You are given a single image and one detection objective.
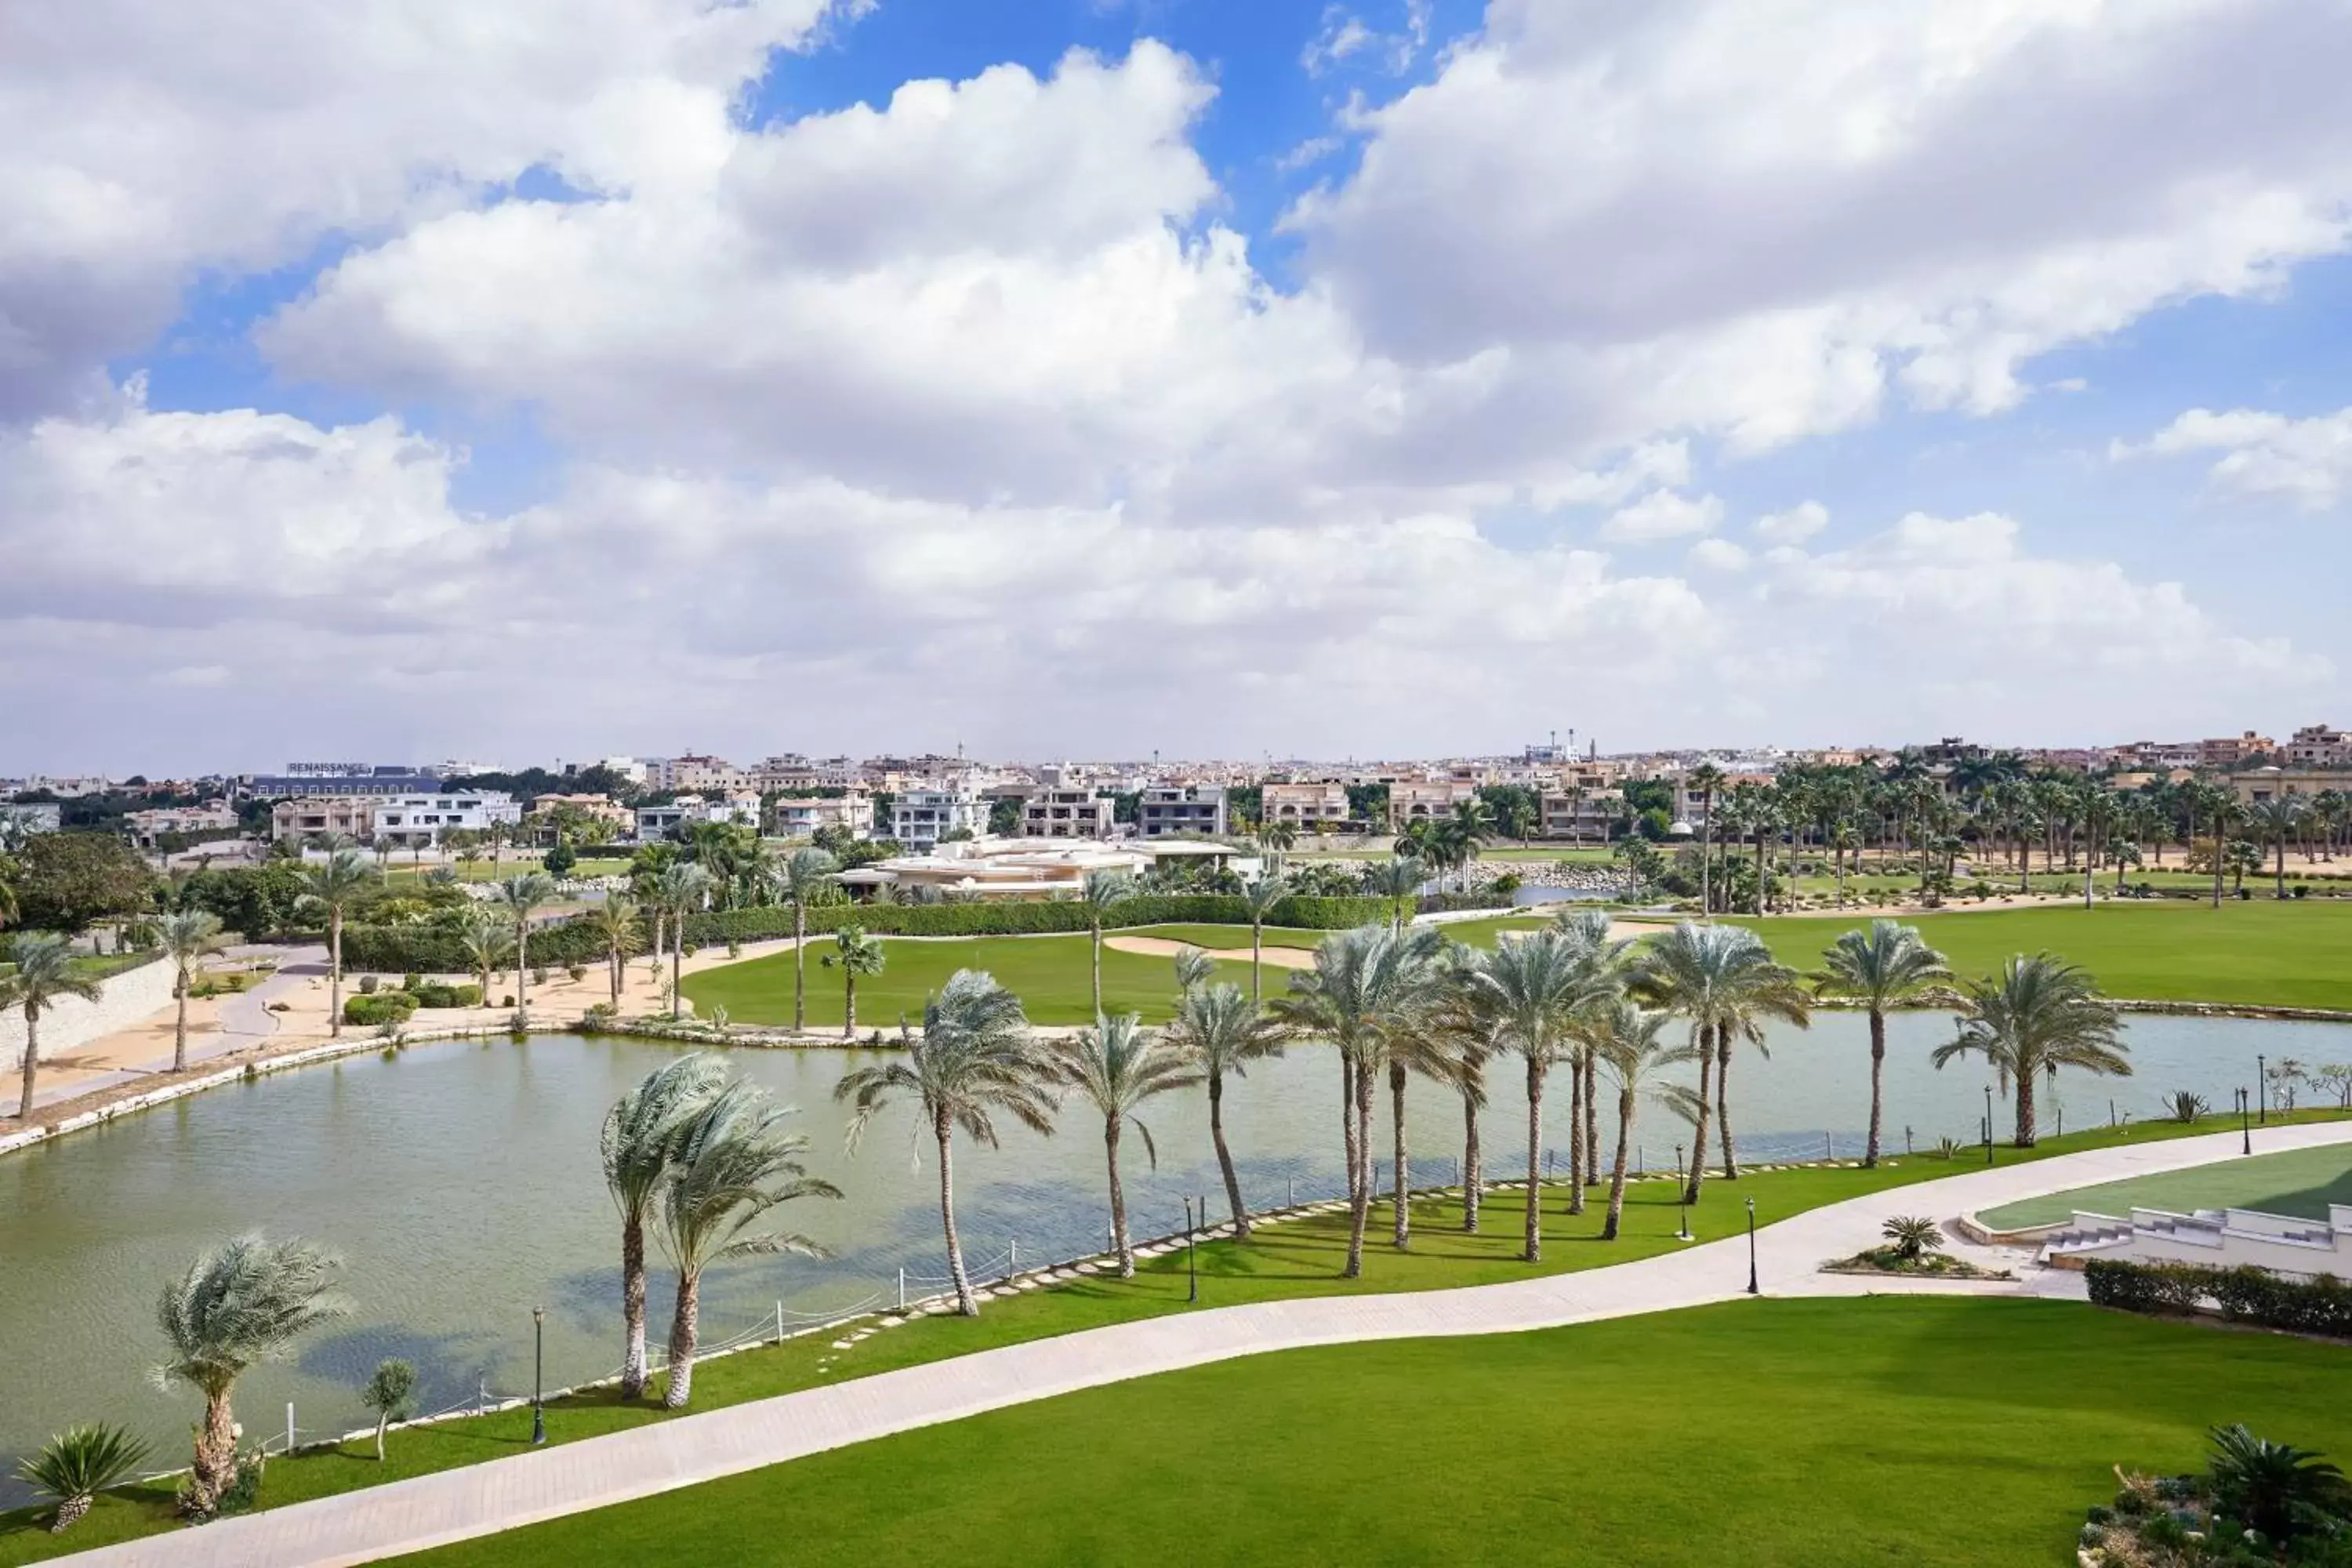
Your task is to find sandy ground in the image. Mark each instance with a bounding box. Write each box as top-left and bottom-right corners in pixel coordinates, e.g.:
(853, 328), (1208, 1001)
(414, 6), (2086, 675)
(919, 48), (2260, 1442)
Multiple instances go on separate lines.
(1103, 935), (1321, 970)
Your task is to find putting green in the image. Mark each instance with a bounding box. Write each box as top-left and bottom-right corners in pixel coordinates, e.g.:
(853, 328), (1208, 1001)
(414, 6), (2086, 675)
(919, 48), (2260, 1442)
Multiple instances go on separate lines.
(1980, 1139), (2352, 1228)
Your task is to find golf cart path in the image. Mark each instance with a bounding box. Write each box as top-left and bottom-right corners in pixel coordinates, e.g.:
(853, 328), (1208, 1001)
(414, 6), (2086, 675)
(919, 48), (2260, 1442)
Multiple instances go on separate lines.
(66, 1119), (2352, 1568)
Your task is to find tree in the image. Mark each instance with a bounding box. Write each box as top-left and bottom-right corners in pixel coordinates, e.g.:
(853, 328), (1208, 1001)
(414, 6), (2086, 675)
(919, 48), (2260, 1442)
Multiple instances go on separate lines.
(1359, 855), (1423, 932)
(360, 1359), (417, 1461)
(459, 907), (511, 1004)
(1163, 982), (1285, 1236)
(1455, 927), (1613, 1261)
(298, 849), (376, 1038)
(1423, 959), (1494, 1232)
(779, 847), (839, 1032)
(0, 854), (19, 934)
(2205, 1424), (2352, 1546)
(4, 931), (103, 1120)
(1054, 1013), (1202, 1276)
(1445, 797), (1497, 893)
(1632, 921), (1805, 1203)
(159, 909), (225, 1073)
(493, 871), (558, 1022)
(1933, 953), (2129, 1145)
(9, 831), (155, 935)
(1239, 875), (1289, 1006)
(14, 1423), (151, 1534)
(1587, 1001), (1690, 1240)
(2251, 795), (2307, 900)
(837, 970), (1058, 1315)
(1686, 764), (1725, 913)
(589, 894), (642, 1008)
(653, 862), (713, 1011)
(601, 1053), (729, 1398)
(1812, 920), (1954, 1167)
(1078, 869), (1132, 1019)
(821, 925), (886, 1038)
(1171, 946), (1216, 996)
(154, 1235), (347, 1515)
(658, 1079), (837, 1407)
(2202, 784), (2245, 909)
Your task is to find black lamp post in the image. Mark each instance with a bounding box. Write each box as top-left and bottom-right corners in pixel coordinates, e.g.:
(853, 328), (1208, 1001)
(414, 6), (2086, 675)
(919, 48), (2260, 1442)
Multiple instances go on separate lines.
(1744, 1196), (1759, 1296)
(1185, 1196), (1199, 1305)
(2241, 1087), (2252, 1156)
(1675, 1144), (1691, 1240)
(2258, 1054), (2267, 1123)
(1984, 1084), (1995, 1166)
(531, 1305), (546, 1446)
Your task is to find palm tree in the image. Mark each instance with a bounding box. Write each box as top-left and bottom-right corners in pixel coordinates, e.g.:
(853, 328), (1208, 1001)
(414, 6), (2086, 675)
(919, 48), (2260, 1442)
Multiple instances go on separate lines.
(492, 871), (557, 1022)
(1933, 954), (2129, 1145)
(1456, 928), (1613, 1261)
(1054, 1013), (1202, 1276)
(1171, 946), (1217, 996)
(1588, 1001), (1690, 1240)
(1813, 920), (1955, 1167)
(601, 1054), (728, 1399)
(299, 848), (376, 1038)
(1631, 922), (1806, 1202)
(154, 1235), (347, 1515)
(459, 907), (511, 1004)
(159, 909), (224, 1073)
(1359, 855), (1423, 932)
(779, 847), (839, 1032)
(2252, 796), (2307, 899)
(837, 970), (1058, 1315)
(653, 862), (713, 1012)
(1446, 797), (1497, 894)
(1239, 873), (1290, 1005)
(822, 925), (886, 1038)
(1424, 961), (1494, 1232)
(1078, 870), (1132, 1019)
(4, 932), (103, 1121)
(588, 894), (642, 1008)
(1163, 982), (1285, 1236)
(1687, 764), (1725, 913)
(658, 1080), (838, 1407)
(2202, 785), (2245, 909)
(0, 855), (20, 933)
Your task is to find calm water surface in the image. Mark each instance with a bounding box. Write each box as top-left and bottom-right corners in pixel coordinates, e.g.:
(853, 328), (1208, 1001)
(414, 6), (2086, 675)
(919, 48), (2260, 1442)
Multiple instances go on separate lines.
(0, 1014), (2342, 1498)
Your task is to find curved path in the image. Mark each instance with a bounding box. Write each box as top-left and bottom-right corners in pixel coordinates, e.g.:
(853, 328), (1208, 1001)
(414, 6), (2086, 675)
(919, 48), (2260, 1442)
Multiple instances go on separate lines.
(64, 1118), (2352, 1568)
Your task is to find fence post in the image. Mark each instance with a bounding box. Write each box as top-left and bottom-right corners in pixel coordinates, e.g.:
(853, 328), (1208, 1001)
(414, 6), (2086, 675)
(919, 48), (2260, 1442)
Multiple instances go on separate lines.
(477, 1376), (487, 1416)
(898, 1268), (906, 1312)
(286, 1402), (296, 1456)
(1637, 1143), (1644, 1175)
(1905, 1125), (1913, 1155)
(1011, 1238), (1018, 1272)
(1824, 1132), (1832, 1162)
(775, 1299), (784, 1345)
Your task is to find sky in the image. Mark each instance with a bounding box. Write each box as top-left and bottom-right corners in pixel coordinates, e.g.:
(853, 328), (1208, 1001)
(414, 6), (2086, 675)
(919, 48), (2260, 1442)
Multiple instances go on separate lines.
(6, 0), (2352, 773)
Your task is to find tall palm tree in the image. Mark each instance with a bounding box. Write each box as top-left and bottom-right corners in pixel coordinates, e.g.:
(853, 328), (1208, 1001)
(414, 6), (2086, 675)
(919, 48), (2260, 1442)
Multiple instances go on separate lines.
(1552, 907), (1632, 1200)
(1933, 953), (2129, 1145)
(658, 1080), (838, 1407)
(1425, 959), (1494, 1232)
(459, 906), (511, 1004)
(1686, 764), (1725, 913)
(1457, 927), (1613, 1261)
(2252, 796), (2307, 900)
(653, 862), (713, 1011)
(588, 894), (642, 1008)
(159, 909), (224, 1073)
(1171, 946), (1217, 996)
(154, 1236), (347, 1515)
(0, 855), (20, 933)
(4, 932), (103, 1121)
(822, 925), (886, 1038)
(837, 970), (1058, 1315)
(1359, 855), (1423, 932)
(299, 848), (376, 1038)
(778, 847), (839, 1032)
(1240, 873), (1289, 1005)
(1163, 981), (1285, 1236)
(601, 1054), (728, 1399)
(1632, 921), (1805, 1203)
(1446, 797), (1497, 895)
(2202, 784), (2244, 909)
(1077, 869), (1132, 1019)
(1054, 1013), (1202, 1276)
(492, 870), (557, 1022)
(1813, 920), (1955, 1167)
(1588, 1001), (1691, 1240)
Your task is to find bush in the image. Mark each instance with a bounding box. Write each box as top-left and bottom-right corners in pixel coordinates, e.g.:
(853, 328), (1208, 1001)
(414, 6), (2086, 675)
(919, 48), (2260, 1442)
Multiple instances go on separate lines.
(410, 982), (480, 1009)
(343, 992), (420, 1027)
(356, 974), (379, 994)
(567, 964), (586, 982)
(2086, 1258), (2352, 1338)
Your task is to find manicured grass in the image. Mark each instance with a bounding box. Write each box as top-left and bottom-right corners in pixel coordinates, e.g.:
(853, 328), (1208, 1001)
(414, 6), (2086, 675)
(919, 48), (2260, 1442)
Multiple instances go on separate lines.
(1982, 1138), (2352, 1228)
(397, 1294), (2352, 1568)
(1732, 899), (2352, 1012)
(15, 1110), (2344, 1563)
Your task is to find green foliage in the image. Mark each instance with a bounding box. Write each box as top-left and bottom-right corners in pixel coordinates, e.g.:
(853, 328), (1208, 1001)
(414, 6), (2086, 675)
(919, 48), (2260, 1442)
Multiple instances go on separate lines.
(2205, 1422), (2351, 1544)
(342, 992), (420, 1026)
(15, 1424), (151, 1530)
(2085, 1259), (2352, 1338)
(542, 842), (578, 878)
(2168, 1090), (2211, 1123)
(1880, 1215), (1946, 1261)
(9, 832), (157, 932)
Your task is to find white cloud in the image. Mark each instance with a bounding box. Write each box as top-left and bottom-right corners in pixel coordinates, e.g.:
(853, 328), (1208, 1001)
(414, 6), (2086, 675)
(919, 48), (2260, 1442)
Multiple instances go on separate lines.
(1755, 500), (1830, 543)
(1688, 539), (1750, 572)
(2117, 405), (2352, 509)
(1602, 489), (1722, 542)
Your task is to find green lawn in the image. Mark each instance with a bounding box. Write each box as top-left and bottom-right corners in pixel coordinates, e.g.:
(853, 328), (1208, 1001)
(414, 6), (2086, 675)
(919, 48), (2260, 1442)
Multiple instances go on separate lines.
(1730, 899), (2352, 1011)
(1982, 1139), (2352, 1229)
(401, 1295), (2352, 1567)
(16, 1110), (2346, 1563)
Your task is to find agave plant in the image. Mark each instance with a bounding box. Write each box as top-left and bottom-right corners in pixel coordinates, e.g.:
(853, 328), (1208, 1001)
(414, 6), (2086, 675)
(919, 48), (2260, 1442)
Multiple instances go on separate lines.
(2205, 1424), (2351, 1543)
(2165, 1090), (2210, 1124)
(1879, 1214), (1946, 1262)
(16, 1423), (152, 1533)
(1933, 1136), (1964, 1161)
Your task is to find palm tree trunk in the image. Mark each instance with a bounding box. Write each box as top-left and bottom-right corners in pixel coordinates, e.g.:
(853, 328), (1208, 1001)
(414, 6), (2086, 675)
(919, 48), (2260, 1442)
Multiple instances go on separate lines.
(1250, 920), (1262, 1006)
(517, 918), (532, 1018)
(1389, 1060), (1410, 1248)
(662, 1269), (699, 1409)
(793, 904), (808, 1030)
(1864, 1007), (1886, 1167)
(669, 932), (681, 1018)
(1091, 926), (1103, 1019)
(1105, 1117), (1134, 1276)
(1565, 1055), (1586, 1215)
(619, 1214), (651, 1399)
(15, 1007), (37, 1123)
(843, 972), (857, 1040)
(1602, 1089), (1634, 1240)
(328, 907), (345, 1037)
(1684, 1026), (1715, 1204)
(2016, 1069), (2038, 1148)
(2277, 837), (2288, 899)
(1584, 1058), (1601, 1187)
(1522, 1056), (1544, 1261)
(1344, 1062), (1374, 1277)
(1461, 1088), (1482, 1232)
(608, 944), (622, 1007)
(1339, 1054), (1359, 1206)
(173, 964), (190, 1073)
(1210, 1067), (1249, 1236)
(938, 1113), (978, 1315)
(1716, 1032), (1740, 1180)
(186, 1388), (238, 1515)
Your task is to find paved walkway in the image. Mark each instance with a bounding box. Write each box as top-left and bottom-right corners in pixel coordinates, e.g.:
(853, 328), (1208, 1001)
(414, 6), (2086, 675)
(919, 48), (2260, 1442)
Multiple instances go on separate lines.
(63, 1120), (2352, 1567)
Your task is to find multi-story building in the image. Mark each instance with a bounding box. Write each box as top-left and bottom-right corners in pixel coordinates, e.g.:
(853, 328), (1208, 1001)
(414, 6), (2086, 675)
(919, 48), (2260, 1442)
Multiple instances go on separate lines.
(248, 764), (442, 799)
(270, 797), (378, 842)
(648, 754), (746, 794)
(2202, 731), (2277, 769)
(1022, 787), (1116, 839)
(528, 793), (635, 833)
(1137, 785), (1227, 838)
(1539, 789), (1621, 843)
(366, 791), (521, 849)
(891, 789), (988, 848)
(124, 802), (239, 848)
(2230, 769), (2343, 806)
(633, 791), (760, 840)
(771, 794), (869, 838)
(20, 775), (111, 798)
(1388, 780), (1473, 825)
(1261, 781), (1349, 826)
(2285, 726), (2349, 768)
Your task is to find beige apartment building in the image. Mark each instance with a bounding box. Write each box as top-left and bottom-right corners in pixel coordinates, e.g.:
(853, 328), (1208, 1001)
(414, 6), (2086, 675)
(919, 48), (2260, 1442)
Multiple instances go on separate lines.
(1261, 781), (1348, 826)
(1022, 788), (1116, 838)
(270, 797), (376, 841)
(2231, 768), (2345, 806)
(1389, 780), (1475, 824)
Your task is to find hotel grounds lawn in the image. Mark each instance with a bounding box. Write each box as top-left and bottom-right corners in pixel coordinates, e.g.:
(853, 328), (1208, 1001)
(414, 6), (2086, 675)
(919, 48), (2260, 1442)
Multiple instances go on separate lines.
(401, 1294), (2352, 1568)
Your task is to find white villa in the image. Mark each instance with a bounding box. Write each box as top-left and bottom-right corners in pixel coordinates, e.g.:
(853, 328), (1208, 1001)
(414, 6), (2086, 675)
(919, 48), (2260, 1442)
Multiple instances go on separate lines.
(837, 837), (1261, 901)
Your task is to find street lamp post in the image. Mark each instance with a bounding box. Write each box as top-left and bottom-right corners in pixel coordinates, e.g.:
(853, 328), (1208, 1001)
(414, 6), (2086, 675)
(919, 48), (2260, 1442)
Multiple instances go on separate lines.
(1675, 1144), (1691, 1240)
(2259, 1054), (2267, 1123)
(1185, 1196), (1198, 1305)
(531, 1305), (546, 1446)
(1744, 1196), (1759, 1297)
(2241, 1087), (2252, 1156)
(1984, 1084), (1995, 1166)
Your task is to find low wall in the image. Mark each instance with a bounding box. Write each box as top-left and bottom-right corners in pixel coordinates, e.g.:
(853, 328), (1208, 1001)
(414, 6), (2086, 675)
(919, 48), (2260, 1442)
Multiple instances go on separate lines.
(0, 956), (176, 1069)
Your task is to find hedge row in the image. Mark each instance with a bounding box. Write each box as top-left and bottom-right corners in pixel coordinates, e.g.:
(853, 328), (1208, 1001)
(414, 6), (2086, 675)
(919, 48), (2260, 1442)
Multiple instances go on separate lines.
(336, 895), (1393, 975)
(2085, 1258), (2352, 1338)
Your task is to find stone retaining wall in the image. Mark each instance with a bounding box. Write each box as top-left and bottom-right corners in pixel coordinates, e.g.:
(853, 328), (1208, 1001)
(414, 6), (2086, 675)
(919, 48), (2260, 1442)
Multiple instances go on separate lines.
(0, 955), (176, 1070)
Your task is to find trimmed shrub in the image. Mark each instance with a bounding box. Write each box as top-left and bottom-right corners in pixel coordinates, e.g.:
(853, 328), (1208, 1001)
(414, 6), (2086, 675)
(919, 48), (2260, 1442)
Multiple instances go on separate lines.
(355, 974), (379, 994)
(411, 982), (481, 1009)
(2085, 1258), (2352, 1338)
(343, 992), (420, 1027)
